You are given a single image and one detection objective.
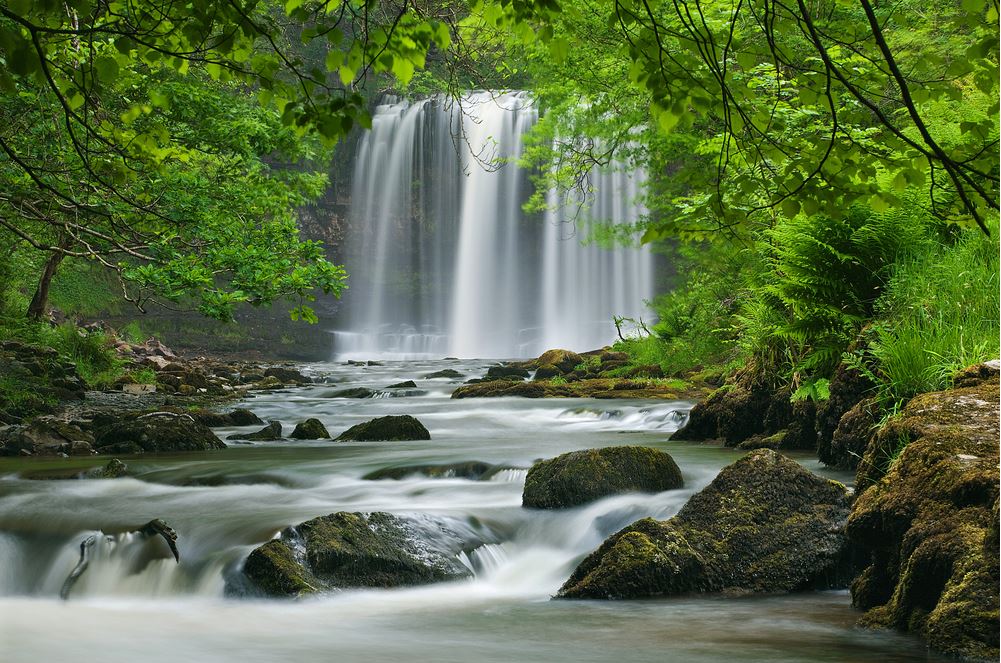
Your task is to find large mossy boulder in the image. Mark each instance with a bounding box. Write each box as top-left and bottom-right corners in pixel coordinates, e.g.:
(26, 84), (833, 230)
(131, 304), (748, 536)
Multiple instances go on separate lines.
(536, 349), (583, 374)
(847, 369), (999, 661)
(335, 415), (430, 441)
(451, 381), (548, 399)
(557, 449), (852, 599)
(523, 446), (683, 509)
(243, 512), (473, 596)
(94, 412), (226, 453)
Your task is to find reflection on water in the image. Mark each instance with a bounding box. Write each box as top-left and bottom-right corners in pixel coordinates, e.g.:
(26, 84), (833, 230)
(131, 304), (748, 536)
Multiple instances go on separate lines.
(0, 360), (939, 662)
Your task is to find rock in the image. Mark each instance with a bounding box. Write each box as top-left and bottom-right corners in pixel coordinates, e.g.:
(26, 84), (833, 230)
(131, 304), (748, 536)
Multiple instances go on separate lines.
(265, 366), (309, 384)
(423, 369), (464, 379)
(193, 408), (264, 427)
(385, 380), (417, 389)
(254, 376), (284, 390)
(243, 540), (320, 597)
(624, 364), (664, 379)
(0, 418), (96, 457)
(817, 365), (875, 468)
(826, 398), (879, 471)
(243, 512), (473, 596)
(451, 381), (548, 399)
(533, 364), (561, 380)
(321, 387), (377, 399)
(523, 446), (683, 509)
(952, 359), (1000, 388)
(363, 461), (493, 481)
(335, 415), (430, 442)
(672, 374), (772, 445)
(485, 365), (530, 380)
(228, 420), (283, 441)
(94, 412), (226, 453)
(289, 418), (329, 440)
(847, 377), (999, 660)
(101, 458), (128, 478)
(557, 449), (852, 599)
(536, 349), (583, 373)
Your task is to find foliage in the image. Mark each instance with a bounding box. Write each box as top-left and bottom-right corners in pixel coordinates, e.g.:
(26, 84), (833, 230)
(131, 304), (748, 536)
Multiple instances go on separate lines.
(0, 0), (459, 322)
(848, 223), (1000, 405)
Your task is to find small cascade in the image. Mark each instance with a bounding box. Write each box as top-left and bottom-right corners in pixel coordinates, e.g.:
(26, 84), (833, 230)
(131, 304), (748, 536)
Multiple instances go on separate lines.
(335, 91), (655, 360)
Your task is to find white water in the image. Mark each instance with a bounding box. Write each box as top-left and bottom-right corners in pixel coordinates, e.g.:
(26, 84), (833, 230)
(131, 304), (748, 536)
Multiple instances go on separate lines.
(0, 360), (941, 662)
(335, 93), (655, 359)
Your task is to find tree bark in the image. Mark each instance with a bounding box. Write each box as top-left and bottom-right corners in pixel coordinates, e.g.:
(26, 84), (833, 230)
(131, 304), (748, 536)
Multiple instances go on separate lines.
(26, 249), (66, 321)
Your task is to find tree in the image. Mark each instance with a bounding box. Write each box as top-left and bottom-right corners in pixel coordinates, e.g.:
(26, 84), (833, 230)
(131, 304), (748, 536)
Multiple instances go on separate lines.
(0, 0), (452, 320)
(467, 0), (999, 238)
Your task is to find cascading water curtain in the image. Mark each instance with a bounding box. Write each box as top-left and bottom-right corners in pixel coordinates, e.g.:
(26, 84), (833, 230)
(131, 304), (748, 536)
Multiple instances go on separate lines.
(333, 92), (654, 360)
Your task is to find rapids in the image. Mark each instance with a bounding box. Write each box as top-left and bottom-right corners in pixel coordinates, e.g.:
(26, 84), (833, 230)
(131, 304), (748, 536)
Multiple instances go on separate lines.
(0, 360), (946, 662)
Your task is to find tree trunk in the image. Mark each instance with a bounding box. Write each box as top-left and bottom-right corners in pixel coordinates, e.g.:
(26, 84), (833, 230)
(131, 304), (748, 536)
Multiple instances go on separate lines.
(26, 250), (66, 321)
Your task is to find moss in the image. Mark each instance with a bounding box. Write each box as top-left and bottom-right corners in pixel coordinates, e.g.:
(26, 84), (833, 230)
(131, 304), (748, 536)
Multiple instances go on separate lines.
(523, 446), (684, 509)
(243, 540), (318, 597)
(847, 376), (999, 660)
(557, 449), (853, 599)
(289, 418), (329, 439)
(335, 415), (430, 441)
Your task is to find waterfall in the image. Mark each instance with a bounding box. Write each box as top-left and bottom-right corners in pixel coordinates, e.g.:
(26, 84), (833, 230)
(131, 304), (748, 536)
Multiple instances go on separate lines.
(333, 91), (654, 360)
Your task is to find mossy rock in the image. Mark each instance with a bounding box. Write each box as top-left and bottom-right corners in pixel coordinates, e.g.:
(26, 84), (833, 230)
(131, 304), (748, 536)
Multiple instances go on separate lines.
(93, 413), (226, 453)
(451, 381), (547, 399)
(335, 415), (430, 441)
(289, 418), (329, 440)
(243, 539), (320, 597)
(423, 369), (464, 379)
(243, 512), (472, 596)
(363, 461), (493, 481)
(321, 387), (377, 399)
(228, 420), (282, 441)
(485, 364), (530, 380)
(536, 349), (583, 373)
(193, 408), (264, 427)
(847, 375), (999, 660)
(523, 446), (683, 509)
(533, 364), (561, 380)
(385, 380), (417, 389)
(557, 449), (852, 599)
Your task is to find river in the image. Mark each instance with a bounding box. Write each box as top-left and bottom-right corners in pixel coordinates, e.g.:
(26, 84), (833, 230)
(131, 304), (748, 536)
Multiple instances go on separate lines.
(0, 360), (945, 662)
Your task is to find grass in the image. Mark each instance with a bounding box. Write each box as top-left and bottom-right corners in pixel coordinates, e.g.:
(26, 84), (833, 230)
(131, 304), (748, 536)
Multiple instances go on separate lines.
(859, 224), (1000, 404)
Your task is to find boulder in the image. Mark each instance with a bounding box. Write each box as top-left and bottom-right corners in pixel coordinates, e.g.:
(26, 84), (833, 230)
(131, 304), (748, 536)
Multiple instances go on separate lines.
(94, 412), (226, 453)
(101, 458), (128, 478)
(243, 512), (473, 596)
(533, 364), (561, 380)
(335, 415), (430, 441)
(451, 381), (547, 399)
(847, 372), (999, 660)
(228, 420), (283, 441)
(0, 418), (95, 457)
(523, 446), (683, 509)
(485, 365), (530, 380)
(557, 449), (852, 599)
(193, 408), (264, 427)
(423, 369), (464, 379)
(816, 365), (875, 468)
(385, 380), (417, 389)
(264, 366), (309, 384)
(672, 377), (772, 445)
(289, 418), (329, 440)
(321, 387), (377, 399)
(363, 461), (493, 481)
(536, 349), (583, 373)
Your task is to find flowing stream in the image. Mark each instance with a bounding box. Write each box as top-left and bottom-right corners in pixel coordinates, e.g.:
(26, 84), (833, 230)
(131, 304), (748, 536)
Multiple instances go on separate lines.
(0, 360), (945, 662)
